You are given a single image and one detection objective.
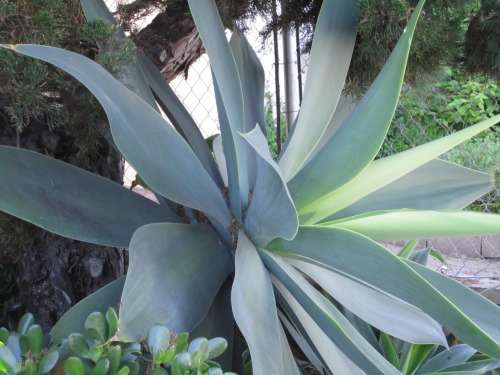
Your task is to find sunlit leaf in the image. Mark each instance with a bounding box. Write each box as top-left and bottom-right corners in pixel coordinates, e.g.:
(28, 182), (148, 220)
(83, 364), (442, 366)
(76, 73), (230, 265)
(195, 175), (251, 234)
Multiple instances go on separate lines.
(324, 210), (500, 241)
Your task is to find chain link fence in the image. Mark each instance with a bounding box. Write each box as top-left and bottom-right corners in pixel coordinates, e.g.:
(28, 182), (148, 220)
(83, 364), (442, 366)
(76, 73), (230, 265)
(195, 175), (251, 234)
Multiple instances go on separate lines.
(106, 1), (500, 283)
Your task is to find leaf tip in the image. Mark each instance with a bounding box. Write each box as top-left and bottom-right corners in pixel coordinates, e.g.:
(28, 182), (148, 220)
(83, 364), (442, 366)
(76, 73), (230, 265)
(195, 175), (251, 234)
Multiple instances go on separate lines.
(0, 44), (15, 50)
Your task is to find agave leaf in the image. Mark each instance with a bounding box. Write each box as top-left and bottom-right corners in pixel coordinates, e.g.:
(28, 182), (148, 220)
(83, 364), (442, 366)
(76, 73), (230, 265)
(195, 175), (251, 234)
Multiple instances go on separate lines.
(285, 258), (446, 345)
(267, 227), (500, 359)
(187, 0), (243, 134)
(436, 360), (500, 373)
(119, 223), (233, 340)
(303, 95), (357, 164)
(230, 232), (300, 375)
(229, 30), (266, 135)
(320, 159), (493, 222)
(263, 253), (399, 375)
(403, 260), (500, 350)
(136, 52), (223, 186)
(416, 344), (476, 374)
(229, 29), (266, 190)
(4, 44), (232, 228)
(78, 0), (159, 111)
(212, 71), (243, 221)
(241, 126), (298, 245)
(50, 276), (125, 343)
(288, 0), (425, 206)
(0, 146), (179, 248)
(277, 311), (325, 374)
(188, 0), (249, 216)
(300, 114), (500, 224)
(279, 0), (357, 179)
(324, 209), (500, 241)
(212, 136), (228, 186)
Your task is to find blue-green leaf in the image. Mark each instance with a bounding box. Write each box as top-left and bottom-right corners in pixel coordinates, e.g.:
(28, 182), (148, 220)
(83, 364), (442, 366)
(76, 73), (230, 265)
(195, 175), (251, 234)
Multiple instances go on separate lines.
(416, 344), (476, 374)
(136, 52), (222, 186)
(241, 126), (298, 245)
(188, 0), (249, 218)
(267, 226), (500, 359)
(229, 30), (266, 135)
(5, 44), (231, 228)
(229, 29), (266, 190)
(302, 114), (499, 224)
(279, 0), (357, 179)
(212, 72), (243, 222)
(285, 257), (446, 346)
(262, 251), (399, 375)
(0, 146), (179, 248)
(119, 223), (233, 340)
(319, 159), (494, 223)
(287, 0), (425, 202)
(231, 232), (300, 375)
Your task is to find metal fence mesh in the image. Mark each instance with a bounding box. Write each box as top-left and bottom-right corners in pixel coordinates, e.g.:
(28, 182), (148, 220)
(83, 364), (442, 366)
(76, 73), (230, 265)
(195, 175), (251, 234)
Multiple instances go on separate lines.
(108, 1), (499, 281)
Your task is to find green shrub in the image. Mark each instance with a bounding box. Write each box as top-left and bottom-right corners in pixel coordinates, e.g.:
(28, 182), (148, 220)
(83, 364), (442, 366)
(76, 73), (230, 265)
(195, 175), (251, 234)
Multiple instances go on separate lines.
(0, 311), (234, 375)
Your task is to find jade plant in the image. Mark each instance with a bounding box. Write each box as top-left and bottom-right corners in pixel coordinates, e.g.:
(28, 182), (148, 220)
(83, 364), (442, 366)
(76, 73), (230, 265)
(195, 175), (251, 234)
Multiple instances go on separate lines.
(0, 311), (233, 375)
(1, 0), (500, 373)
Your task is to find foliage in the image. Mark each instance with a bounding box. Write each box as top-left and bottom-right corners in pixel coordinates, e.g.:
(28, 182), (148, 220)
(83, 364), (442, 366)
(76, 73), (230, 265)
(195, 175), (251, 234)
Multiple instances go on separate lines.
(1, 0), (500, 374)
(379, 67), (499, 156)
(463, 0), (500, 80)
(0, 311), (233, 375)
(0, 0), (133, 167)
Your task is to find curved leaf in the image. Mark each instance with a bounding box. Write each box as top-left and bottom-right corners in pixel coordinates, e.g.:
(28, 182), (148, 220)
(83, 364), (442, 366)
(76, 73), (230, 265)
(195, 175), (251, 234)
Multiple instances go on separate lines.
(212, 71), (243, 221)
(241, 126), (298, 245)
(189, 0), (249, 218)
(230, 30), (266, 135)
(286, 258), (446, 345)
(119, 223), (233, 340)
(262, 251), (400, 375)
(0, 146), (179, 248)
(267, 226), (500, 359)
(287, 0), (425, 203)
(416, 344), (476, 374)
(324, 210), (500, 241)
(320, 159), (493, 222)
(279, 0), (358, 179)
(136, 52), (222, 186)
(229, 29), (266, 190)
(4, 44), (232, 228)
(299, 114), (500, 224)
(230, 232), (300, 375)
(50, 276), (125, 343)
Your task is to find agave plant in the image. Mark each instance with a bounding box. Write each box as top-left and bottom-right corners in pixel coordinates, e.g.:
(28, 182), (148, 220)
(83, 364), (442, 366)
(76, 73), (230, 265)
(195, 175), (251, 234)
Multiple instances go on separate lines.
(1, 0), (500, 373)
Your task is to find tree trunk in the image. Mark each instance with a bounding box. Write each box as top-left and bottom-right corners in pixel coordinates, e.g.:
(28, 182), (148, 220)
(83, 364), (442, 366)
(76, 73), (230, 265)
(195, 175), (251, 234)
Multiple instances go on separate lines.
(133, 1), (205, 82)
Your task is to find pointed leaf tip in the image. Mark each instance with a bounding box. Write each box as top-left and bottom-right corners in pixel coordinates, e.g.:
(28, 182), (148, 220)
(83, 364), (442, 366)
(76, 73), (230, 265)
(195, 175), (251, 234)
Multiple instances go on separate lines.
(0, 44), (15, 50)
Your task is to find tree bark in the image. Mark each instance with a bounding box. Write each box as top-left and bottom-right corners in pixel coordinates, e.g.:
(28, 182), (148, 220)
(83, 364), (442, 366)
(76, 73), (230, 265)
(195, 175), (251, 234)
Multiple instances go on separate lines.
(133, 2), (205, 82)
